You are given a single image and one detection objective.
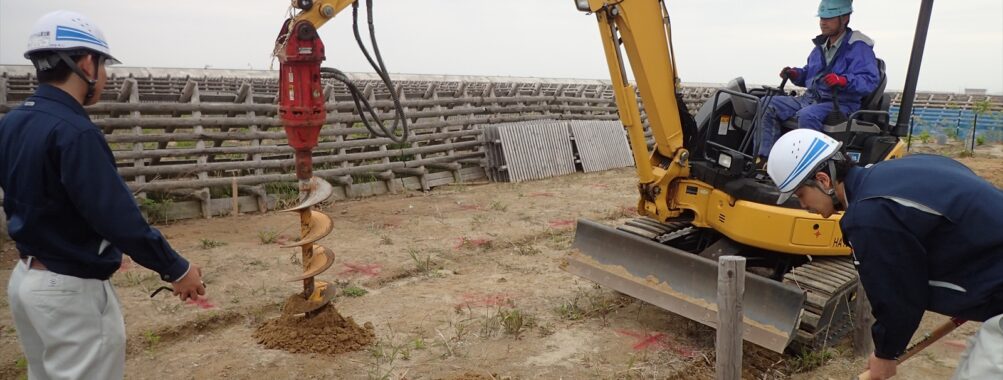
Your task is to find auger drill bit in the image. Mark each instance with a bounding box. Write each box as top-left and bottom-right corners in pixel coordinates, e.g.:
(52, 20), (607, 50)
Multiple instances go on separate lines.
(276, 18), (338, 316)
(283, 175), (337, 316)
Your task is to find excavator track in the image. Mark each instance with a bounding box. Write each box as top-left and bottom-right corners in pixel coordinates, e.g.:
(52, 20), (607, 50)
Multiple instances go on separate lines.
(783, 256), (859, 351)
(614, 217), (860, 353)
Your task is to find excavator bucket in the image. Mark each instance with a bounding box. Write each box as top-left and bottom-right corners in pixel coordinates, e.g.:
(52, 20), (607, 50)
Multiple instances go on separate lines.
(565, 219), (806, 353)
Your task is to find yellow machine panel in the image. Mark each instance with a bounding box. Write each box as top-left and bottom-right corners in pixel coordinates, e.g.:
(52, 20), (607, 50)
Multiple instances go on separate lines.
(791, 218), (838, 247)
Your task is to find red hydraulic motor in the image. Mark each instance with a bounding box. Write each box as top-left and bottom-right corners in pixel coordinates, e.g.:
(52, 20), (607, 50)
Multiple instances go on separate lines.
(277, 18), (326, 181)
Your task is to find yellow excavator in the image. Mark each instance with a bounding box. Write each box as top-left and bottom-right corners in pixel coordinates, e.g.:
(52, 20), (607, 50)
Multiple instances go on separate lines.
(566, 0), (935, 354)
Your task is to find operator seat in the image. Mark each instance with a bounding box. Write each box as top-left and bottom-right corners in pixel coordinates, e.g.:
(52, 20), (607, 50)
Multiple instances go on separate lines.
(781, 59), (888, 134)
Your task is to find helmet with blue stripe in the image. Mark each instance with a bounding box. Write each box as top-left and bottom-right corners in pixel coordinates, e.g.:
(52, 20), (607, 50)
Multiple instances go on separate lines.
(818, 0), (852, 19)
(24, 10), (120, 65)
(766, 129), (842, 204)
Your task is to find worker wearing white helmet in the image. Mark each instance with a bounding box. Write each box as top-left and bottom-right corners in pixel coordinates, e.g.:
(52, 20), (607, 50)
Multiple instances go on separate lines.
(767, 129), (1003, 380)
(23, 10), (122, 104)
(1, 11), (206, 379)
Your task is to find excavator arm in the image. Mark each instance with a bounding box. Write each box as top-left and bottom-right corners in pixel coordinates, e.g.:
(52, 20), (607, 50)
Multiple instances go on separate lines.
(289, 0), (357, 30)
(569, 0), (811, 353)
(578, 0), (693, 221)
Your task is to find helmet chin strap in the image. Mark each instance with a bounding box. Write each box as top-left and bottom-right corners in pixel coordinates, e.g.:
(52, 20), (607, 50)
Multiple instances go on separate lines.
(807, 159), (845, 211)
(56, 51), (98, 101)
(823, 160), (844, 211)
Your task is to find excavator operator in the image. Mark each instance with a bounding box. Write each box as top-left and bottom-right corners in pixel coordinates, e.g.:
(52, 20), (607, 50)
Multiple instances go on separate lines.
(766, 129), (1003, 380)
(755, 0), (880, 166)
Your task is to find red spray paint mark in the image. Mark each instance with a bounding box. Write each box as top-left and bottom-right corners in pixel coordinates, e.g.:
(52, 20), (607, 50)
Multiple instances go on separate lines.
(615, 329), (698, 358)
(590, 184), (610, 189)
(274, 235), (292, 246)
(340, 262), (383, 277)
(186, 297), (216, 309)
(455, 292), (514, 309)
(548, 219), (575, 229)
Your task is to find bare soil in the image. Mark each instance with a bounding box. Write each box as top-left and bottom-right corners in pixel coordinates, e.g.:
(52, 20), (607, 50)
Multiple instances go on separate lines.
(1, 144), (1000, 379)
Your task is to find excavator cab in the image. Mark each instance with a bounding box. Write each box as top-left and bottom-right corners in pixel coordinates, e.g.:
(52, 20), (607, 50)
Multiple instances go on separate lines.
(699, 58), (896, 184)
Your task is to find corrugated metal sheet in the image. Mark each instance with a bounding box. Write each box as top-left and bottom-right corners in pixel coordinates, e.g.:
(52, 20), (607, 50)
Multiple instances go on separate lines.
(482, 121), (576, 182)
(569, 120), (634, 172)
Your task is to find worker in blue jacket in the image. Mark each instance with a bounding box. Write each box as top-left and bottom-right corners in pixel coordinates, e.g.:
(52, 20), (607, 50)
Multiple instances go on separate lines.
(0, 11), (206, 379)
(755, 0), (881, 163)
(766, 129), (1003, 380)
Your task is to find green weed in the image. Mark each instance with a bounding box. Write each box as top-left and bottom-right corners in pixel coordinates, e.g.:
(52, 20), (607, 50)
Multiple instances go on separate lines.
(342, 285), (368, 298)
(787, 348), (838, 373)
(142, 330), (161, 353)
(257, 229), (279, 244)
(200, 239), (227, 249)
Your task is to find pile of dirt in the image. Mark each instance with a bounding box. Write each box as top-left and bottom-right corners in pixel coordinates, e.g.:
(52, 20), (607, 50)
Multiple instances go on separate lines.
(253, 303), (375, 355)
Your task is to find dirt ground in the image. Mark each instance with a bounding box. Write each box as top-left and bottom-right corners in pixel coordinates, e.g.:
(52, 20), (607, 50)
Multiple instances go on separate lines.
(1, 144), (1001, 379)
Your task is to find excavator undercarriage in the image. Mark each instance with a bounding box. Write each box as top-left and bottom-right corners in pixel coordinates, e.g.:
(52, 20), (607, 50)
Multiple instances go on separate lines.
(567, 218), (860, 353)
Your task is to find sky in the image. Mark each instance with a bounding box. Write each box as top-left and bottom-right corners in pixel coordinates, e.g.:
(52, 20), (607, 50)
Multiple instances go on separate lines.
(1, 1), (1001, 94)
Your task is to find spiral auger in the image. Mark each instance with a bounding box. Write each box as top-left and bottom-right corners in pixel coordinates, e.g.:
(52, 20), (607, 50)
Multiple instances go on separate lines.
(275, 15), (338, 316)
(280, 175), (337, 316)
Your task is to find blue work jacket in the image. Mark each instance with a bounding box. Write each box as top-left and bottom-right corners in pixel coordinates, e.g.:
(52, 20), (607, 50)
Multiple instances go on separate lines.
(840, 154), (1003, 360)
(789, 28), (881, 107)
(0, 84), (189, 281)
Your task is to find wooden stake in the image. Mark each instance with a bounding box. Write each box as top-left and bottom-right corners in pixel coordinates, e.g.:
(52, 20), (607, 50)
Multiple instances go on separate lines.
(716, 256), (746, 380)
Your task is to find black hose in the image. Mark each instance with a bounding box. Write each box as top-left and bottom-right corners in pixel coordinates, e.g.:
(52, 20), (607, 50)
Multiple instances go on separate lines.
(336, 0), (407, 143)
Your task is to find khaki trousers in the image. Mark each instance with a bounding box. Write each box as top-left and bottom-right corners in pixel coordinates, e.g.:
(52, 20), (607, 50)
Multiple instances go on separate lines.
(7, 258), (125, 380)
(953, 313), (1003, 380)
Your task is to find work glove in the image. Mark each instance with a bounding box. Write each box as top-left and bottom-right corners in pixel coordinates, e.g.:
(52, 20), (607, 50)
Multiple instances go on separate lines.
(780, 67), (799, 80)
(822, 73), (848, 88)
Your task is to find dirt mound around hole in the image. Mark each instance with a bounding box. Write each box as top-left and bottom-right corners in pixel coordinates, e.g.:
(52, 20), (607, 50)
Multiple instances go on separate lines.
(253, 303), (375, 355)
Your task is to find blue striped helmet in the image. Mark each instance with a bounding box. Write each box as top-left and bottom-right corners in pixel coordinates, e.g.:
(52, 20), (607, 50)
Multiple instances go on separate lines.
(24, 10), (120, 64)
(766, 129), (842, 204)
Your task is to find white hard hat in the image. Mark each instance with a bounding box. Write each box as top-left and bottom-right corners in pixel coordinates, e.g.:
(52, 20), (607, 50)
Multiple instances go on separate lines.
(766, 129), (842, 204)
(24, 10), (120, 64)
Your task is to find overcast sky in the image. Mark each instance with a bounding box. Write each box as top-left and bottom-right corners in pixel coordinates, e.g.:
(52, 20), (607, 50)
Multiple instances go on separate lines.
(2, 1), (1001, 93)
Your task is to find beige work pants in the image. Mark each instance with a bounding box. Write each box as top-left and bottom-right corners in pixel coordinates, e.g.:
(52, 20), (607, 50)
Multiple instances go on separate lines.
(953, 313), (1003, 380)
(7, 258), (126, 380)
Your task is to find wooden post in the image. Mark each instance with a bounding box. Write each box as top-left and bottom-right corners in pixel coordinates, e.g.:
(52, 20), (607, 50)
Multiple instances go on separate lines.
(227, 170), (239, 217)
(716, 255), (745, 380)
(854, 281), (875, 357)
(124, 79), (146, 199)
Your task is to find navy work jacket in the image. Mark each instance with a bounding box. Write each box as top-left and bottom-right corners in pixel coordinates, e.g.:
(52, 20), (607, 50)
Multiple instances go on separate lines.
(0, 84), (188, 281)
(841, 154), (1003, 360)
